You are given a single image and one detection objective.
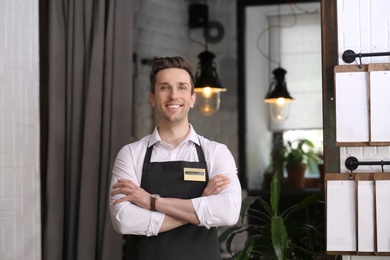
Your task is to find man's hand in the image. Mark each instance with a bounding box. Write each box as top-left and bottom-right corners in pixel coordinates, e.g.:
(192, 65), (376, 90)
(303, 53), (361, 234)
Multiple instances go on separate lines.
(111, 179), (151, 209)
(202, 174), (231, 196)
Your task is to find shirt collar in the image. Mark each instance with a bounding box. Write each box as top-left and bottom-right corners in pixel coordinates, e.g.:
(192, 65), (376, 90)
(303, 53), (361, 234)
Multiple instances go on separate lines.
(148, 124), (200, 147)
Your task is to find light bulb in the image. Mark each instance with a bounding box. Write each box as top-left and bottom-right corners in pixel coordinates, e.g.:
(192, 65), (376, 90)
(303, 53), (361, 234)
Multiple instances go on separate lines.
(264, 67), (294, 122)
(269, 100), (291, 123)
(195, 90), (221, 116)
(202, 87), (212, 98)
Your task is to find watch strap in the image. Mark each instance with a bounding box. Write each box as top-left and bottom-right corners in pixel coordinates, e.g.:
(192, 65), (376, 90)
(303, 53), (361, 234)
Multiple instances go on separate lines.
(150, 194), (159, 211)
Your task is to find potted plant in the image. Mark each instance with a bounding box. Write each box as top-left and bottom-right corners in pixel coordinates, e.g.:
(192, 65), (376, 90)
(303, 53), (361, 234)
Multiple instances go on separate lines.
(219, 170), (325, 259)
(280, 139), (320, 189)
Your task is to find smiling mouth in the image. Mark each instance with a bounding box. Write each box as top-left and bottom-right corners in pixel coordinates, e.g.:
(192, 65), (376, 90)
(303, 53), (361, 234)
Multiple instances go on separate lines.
(166, 104), (182, 109)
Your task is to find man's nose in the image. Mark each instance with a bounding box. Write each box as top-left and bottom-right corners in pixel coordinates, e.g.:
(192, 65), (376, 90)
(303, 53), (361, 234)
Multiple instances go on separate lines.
(168, 88), (178, 98)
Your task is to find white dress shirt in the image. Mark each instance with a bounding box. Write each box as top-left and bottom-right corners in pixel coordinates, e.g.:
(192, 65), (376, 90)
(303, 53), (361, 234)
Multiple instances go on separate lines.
(109, 124), (242, 236)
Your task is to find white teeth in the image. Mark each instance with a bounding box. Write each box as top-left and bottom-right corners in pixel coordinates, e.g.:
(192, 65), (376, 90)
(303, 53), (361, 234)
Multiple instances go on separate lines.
(167, 105), (180, 108)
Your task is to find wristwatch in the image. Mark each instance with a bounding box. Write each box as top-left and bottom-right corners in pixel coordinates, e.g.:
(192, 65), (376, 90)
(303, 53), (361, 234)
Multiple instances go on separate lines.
(150, 194), (160, 211)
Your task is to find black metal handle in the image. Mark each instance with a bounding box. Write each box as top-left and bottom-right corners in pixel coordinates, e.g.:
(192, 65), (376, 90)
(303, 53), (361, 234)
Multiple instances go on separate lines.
(345, 156), (390, 172)
(342, 49), (390, 64)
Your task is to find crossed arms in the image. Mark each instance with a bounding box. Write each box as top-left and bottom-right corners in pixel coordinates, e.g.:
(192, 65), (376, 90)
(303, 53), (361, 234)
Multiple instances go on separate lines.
(109, 144), (242, 236)
(111, 174), (231, 233)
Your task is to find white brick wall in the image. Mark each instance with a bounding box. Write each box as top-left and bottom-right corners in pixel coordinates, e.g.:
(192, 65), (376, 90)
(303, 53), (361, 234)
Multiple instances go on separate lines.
(0, 1), (41, 260)
(338, 0), (390, 259)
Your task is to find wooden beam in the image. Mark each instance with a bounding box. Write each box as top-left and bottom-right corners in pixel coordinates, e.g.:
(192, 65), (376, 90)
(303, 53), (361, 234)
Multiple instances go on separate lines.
(321, 0), (340, 174)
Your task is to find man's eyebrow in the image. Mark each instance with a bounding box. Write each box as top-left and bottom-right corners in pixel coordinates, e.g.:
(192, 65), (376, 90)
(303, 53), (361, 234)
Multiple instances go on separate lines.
(156, 82), (189, 86)
(156, 82), (169, 86)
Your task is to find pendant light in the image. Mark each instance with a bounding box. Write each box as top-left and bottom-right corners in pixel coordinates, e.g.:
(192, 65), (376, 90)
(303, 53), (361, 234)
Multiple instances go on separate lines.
(194, 50), (226, 116)
(190, 1), (226, 116)
(263, 5), (294, 123)
(264, 67), (293, 122)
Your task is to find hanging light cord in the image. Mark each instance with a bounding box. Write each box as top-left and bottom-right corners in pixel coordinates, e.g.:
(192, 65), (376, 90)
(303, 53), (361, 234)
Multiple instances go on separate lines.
(256, 4), (298, 67)
(187, 29), (207, 49)
(292, 3), (320, 14)
(187, 0), (209, 50)
(277, 4), (281, 67)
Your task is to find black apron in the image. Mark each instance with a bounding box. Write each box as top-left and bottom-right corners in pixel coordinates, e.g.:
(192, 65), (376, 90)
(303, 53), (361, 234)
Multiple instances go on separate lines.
(125, 142), (221, 260)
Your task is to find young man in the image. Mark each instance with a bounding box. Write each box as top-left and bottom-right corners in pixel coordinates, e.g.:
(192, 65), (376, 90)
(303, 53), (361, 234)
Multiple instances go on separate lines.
(109, 56), (241, 260)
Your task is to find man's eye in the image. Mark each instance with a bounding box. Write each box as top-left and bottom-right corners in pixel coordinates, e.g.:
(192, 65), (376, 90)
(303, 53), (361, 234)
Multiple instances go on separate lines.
(160, 86), (167, 90)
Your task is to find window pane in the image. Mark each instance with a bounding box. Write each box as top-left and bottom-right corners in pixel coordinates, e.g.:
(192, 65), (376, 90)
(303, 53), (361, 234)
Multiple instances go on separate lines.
(283, 129), (323, 177)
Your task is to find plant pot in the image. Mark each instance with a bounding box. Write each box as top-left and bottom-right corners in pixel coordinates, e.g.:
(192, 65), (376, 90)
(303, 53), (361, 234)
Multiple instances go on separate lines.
(287, 164), (307, 189)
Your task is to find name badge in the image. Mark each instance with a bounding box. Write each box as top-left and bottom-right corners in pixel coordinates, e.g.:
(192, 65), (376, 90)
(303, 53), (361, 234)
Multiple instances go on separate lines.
(183, 168), (206, 182)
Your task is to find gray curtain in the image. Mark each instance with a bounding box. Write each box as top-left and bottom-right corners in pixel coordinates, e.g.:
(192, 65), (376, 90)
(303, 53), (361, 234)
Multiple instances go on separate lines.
(42, 0), (133, 259)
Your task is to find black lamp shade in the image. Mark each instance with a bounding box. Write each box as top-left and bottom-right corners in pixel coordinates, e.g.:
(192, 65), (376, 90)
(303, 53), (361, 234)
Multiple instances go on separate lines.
(194, 50), (224, 90)
(264, 67), (294, 102)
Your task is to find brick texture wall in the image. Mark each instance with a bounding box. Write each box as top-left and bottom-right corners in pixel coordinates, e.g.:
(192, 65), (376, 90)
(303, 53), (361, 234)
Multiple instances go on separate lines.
(0, 1), (41, 260)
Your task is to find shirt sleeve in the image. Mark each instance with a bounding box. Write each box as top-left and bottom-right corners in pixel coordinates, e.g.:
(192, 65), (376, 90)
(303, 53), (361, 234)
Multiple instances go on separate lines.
(109, 145), (165, 236)
(191, 143), (242, 228)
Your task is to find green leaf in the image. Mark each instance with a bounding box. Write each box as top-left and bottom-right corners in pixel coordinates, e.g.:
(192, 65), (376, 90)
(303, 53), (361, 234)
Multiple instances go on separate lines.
(282, 192), (324, 218)
(270, 170), (281, 216)
(239, 196), (258, 224)
(220, 224), (254, 255)
(234, 235), (257, 260)
(281, 138), (319, 169)
(271, 216), (287, 260)
(256, 196), (273, 217)
(219, 225), (244, 244)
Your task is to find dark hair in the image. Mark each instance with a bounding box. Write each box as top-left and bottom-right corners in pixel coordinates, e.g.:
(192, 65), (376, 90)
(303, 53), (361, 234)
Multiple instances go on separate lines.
(150, 56), (195, 94)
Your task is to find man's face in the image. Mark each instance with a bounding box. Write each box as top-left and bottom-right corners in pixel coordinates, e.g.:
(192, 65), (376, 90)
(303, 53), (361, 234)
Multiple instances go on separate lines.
(149, 68), (196, 124)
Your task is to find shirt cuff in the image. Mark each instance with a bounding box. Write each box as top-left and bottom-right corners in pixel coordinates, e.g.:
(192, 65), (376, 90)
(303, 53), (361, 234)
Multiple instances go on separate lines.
(145, 211), (165, 237)
(191, 197), (210, 229)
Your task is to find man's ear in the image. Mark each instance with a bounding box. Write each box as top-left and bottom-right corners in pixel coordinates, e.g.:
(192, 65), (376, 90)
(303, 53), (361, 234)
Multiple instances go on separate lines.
(149, 93), (156, 107)
(190, 93), (196, 108)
